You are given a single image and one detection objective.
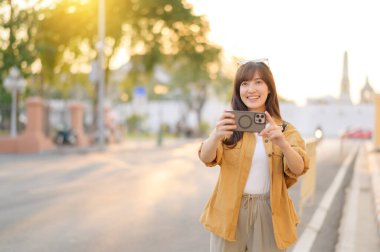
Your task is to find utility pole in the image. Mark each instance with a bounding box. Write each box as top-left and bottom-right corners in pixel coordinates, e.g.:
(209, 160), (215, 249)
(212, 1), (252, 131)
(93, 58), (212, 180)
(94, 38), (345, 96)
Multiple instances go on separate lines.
(97, 0), (106, 147)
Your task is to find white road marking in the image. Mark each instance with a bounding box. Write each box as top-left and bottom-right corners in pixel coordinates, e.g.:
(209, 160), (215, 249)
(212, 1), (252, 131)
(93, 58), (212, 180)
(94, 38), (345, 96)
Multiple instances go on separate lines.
(292, 145), (359, 252)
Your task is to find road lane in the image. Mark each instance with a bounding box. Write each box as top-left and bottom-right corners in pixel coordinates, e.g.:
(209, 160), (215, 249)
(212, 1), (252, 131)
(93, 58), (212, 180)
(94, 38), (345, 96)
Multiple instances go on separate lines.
(0, 138), (357, 252)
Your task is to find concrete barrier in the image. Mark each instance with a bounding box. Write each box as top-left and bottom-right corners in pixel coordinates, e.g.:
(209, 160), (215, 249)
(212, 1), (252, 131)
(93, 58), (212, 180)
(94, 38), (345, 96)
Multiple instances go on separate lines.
(374, 94), (380, 150)
(0, 97), (54, 153)
(367, 143), (380, 237)
(299, 138), (318, 217)
(69, 102), (89, 147)
(335, 142), (380, 252)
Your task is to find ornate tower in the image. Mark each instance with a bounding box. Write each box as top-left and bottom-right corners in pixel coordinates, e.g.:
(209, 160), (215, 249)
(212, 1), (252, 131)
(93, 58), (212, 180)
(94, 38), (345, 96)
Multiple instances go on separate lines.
(360, 76), (375, 103)
(339, 51), (352, 104)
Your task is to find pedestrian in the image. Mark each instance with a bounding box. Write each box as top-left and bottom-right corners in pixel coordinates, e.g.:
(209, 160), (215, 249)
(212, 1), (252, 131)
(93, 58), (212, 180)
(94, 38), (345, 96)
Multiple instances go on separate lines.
(198, 59), (310, 252)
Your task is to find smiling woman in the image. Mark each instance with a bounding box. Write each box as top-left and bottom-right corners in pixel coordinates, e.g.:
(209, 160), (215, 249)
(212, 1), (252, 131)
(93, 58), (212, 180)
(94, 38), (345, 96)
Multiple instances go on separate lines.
(198, 53), (309, 251)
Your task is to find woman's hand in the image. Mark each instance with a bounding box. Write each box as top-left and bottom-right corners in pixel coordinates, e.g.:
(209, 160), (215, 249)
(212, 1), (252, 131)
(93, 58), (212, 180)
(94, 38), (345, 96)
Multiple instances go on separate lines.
(212, 111), (237, 141)
(199, 111), (236, 164)
(260, 111), (305, 175)
(260, 111), (289, 149)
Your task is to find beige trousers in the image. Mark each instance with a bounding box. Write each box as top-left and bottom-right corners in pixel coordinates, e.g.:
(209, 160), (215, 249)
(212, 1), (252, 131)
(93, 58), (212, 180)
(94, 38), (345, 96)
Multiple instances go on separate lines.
(210, 193), (286, 252)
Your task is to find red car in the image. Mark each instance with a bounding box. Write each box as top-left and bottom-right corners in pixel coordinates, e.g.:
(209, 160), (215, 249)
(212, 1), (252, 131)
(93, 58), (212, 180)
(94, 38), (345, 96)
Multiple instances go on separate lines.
(343, 129), (372, 139)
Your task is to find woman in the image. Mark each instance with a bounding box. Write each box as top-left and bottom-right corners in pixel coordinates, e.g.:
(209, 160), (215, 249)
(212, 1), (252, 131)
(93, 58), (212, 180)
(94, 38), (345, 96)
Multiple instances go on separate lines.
(198, 59), (310, 252)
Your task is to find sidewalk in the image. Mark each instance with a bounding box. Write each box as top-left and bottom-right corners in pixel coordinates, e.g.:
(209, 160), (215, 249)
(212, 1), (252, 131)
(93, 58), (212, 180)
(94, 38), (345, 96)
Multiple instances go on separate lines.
(0, 137), (200, 162)
(368, 144), (380, 240)
(335, 142), (380, 252)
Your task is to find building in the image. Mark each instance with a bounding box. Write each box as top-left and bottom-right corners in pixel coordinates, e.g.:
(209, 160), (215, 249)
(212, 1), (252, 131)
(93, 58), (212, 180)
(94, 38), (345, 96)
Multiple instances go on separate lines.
(339, 51), (352, 104)
(360, 76), (375, 103)
(307, 51), (354, 105)
(114, 51), (377, 138)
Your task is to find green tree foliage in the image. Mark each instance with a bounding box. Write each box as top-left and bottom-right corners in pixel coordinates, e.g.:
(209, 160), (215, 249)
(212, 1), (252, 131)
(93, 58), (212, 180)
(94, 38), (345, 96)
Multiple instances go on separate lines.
(121, 0), (216, 89)
(35, 0), (197, 95)
(0, 0), (38, 104)
(1, 0), (223, 133)
(35, 0), (97, 95)
(120, 0), (223, 129)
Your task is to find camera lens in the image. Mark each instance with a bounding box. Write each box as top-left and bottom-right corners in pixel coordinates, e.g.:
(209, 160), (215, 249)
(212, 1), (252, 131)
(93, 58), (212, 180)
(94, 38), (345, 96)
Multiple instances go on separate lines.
(254, 113), (265, 124)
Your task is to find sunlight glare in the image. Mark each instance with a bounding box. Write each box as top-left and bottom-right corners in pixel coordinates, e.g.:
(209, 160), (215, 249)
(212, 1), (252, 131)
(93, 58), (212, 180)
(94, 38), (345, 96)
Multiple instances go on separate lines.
(186, 0), (380, 105)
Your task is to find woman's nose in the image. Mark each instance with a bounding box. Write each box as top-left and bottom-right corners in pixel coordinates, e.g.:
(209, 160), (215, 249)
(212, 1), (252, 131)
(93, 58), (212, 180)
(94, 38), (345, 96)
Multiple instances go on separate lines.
(247, 83), (256, 92)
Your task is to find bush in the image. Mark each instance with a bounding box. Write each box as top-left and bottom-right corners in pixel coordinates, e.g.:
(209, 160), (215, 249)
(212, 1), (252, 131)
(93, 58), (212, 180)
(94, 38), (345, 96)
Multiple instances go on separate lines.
(126, 114), (146, 133)
(160, 123), (171, 135)
(199, 121), (210, 136)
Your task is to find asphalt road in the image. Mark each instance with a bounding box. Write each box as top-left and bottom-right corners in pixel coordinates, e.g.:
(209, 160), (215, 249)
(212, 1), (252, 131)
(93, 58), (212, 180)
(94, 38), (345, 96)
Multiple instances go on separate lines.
(0, 138), (358, 252)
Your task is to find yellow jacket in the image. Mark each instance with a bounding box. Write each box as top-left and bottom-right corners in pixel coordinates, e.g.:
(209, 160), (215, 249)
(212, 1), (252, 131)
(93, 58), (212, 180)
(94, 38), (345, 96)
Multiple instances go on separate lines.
(198, 121), (310, 250)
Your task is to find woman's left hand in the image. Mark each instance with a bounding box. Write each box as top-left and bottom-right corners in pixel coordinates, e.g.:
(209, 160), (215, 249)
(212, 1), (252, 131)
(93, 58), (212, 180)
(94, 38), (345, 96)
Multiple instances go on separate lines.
(259, 111), (289, 149)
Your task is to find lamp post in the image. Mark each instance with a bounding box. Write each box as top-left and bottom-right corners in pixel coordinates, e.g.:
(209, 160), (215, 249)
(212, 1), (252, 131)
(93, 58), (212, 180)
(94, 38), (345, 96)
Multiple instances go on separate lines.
(4, 67), (26, 138)
(97, 0), (106, 147)
(154, 84), (168, 146)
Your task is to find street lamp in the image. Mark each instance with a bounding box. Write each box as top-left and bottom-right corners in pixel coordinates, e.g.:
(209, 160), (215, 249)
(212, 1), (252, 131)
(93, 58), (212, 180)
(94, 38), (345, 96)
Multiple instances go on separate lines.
(89, 0), (106, 147)
(4, 67), (26, 138)
(154, 84), (168, 146)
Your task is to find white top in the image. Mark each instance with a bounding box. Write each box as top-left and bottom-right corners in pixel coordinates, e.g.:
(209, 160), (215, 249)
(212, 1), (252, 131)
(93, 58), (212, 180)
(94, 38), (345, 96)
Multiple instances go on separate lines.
(243, 133), (270, 194)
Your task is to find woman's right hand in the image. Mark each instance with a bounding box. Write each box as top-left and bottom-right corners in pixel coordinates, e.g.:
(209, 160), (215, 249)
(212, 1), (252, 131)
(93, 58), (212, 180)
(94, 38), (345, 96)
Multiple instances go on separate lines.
(212, 111), (237, 141)
(199, 111), (236, 164)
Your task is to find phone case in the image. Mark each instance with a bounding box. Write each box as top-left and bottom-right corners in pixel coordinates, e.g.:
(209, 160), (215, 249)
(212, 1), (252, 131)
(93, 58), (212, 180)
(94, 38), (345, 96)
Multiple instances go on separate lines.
(229, 111), (266, 132)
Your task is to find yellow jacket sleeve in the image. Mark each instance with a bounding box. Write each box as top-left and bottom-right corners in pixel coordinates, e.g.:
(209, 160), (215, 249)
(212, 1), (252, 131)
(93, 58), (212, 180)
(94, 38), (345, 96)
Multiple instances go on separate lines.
(283, 126), (310, 188)
(198, 140), (224, 167)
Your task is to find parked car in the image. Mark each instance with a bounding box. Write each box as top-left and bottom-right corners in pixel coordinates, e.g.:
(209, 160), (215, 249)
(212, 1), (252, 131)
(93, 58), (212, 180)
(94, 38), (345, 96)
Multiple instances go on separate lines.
(342, 128), (372, 139)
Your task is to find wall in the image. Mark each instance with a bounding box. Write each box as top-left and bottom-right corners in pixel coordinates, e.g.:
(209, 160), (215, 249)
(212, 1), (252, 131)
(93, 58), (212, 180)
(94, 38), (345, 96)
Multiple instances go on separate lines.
(114, 100), (375, 138)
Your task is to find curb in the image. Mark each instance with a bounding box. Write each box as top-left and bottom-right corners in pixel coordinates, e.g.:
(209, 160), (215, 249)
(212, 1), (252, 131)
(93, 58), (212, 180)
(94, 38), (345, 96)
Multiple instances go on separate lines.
(292, 145), (358, 252)
(335, 144), (364, 252)
(367, 143), (380, 237)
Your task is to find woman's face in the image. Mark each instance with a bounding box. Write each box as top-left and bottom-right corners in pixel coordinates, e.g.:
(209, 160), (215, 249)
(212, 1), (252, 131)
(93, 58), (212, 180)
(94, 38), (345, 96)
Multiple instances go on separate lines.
(239, 71), (269, 112)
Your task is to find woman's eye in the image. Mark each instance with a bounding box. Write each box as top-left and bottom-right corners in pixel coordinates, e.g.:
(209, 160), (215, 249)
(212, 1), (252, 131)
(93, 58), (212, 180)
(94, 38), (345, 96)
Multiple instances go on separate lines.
(241, 82), (248, 86)
(255, 81), (263, 85)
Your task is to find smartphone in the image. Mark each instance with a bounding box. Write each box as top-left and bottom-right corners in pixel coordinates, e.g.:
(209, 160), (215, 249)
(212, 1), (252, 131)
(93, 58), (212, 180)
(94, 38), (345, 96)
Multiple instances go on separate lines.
(228, 110), (266, 132)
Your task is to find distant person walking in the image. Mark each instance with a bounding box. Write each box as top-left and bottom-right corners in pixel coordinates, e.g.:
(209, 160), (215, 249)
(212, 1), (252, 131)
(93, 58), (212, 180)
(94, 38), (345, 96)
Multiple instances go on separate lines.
(198, 59), (310, 252)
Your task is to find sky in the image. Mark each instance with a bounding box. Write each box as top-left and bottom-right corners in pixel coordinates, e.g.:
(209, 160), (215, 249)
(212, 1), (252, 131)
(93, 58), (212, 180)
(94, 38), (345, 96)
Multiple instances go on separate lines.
(13, 0), (380, 105)
(187, 0), (380, 105)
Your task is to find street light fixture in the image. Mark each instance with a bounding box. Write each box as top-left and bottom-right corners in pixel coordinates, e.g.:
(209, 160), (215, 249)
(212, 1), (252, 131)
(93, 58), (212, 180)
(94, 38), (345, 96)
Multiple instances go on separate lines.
(4, 67), (26, 138)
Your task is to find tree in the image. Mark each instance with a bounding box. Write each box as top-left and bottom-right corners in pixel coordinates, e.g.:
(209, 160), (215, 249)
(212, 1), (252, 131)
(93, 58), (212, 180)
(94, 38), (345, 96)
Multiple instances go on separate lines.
(120, 1), (223, 132)
(0, 0), (42, 133)
(35, 0), (220, 89)
(0, 0), (38, 105)
(164, 14), (222, 132)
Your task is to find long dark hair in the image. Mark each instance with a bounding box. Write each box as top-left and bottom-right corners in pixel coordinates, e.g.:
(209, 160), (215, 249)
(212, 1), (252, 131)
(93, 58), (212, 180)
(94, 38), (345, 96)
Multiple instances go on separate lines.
(224, 61), (282, 146)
